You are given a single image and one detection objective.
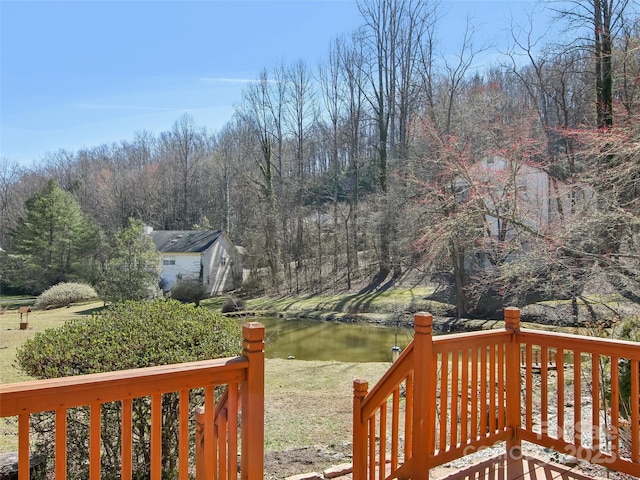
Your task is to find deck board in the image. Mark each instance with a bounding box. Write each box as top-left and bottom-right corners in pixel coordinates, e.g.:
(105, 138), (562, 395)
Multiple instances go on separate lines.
(432, 454), (606, 480)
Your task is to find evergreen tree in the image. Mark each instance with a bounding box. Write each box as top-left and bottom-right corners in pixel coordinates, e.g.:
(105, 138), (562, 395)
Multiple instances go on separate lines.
(7, 179), (99, 293)
(98, 218), (161, 303)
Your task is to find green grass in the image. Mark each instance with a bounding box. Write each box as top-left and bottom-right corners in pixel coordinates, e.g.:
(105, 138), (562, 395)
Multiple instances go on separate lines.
(0, 301), (106, 452)
(202, 286), (448, 317)
(0, 300), (390, 456)
(0, 300), (105, 384)
(0, 295), (37, 310)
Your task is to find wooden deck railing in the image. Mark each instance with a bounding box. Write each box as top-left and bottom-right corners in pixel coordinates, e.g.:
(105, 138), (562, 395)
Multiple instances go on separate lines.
(0, 321), (265, 480)
(353, 308), (640, 479)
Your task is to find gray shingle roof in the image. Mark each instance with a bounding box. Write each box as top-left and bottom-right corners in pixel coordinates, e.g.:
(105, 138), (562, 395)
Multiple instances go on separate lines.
(149, 230), (223, 253)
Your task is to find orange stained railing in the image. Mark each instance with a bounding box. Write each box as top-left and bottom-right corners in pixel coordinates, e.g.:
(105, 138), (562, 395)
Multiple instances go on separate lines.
(0, 321), (265, 480)
(352, 308), (640, 480)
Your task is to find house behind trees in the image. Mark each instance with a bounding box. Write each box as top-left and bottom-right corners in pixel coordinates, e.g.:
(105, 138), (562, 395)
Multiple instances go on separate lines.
(148, 227), (243, 296)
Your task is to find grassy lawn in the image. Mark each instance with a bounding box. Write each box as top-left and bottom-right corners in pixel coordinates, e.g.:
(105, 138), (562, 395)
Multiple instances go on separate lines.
(0, 300), (105, 384)
(0, 301), (390, 457)
(203, 286), (444, 316)
(0, 300), (106, 452)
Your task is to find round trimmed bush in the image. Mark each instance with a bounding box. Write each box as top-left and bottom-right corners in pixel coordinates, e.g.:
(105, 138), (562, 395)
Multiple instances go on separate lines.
(17, 299), (242, 478)
(34, 282), (98, 309)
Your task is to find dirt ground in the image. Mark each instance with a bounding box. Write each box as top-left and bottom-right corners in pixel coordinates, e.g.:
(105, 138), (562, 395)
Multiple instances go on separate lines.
(264, 443), (352, 479)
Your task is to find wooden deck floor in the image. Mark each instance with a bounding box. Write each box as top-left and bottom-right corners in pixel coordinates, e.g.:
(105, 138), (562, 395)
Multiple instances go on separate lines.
(432, 454), (605, 480)
(327, 454), (605, 480)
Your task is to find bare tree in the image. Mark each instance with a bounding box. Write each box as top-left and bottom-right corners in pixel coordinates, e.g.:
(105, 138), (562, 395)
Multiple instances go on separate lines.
(547, 0), (637, 128)
(236, 70), (283, 285)
(357, 0), (440, 277)
(0, 157), (23, 248)
(286, 60), (317, 292)
(159, 114), (208, 229)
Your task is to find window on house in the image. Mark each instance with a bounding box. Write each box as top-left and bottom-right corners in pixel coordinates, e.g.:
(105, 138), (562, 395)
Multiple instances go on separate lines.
(220, 256), (227, 266)
(163, 257), (176, 266)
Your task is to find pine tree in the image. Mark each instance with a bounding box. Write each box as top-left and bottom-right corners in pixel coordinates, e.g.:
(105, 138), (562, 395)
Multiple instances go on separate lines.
(7, 179), (99, 293)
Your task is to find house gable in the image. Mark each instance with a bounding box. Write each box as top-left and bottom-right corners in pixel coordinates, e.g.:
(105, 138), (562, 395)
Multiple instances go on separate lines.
(148, 229), (242, 295)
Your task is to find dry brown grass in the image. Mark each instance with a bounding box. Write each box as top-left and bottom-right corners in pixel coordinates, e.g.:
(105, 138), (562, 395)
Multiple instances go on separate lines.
(0, 306), (390, 461)
(264, 359), (389, 451)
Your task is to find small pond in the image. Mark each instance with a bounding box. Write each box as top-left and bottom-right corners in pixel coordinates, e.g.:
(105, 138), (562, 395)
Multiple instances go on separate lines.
(245, 316), (414, 363)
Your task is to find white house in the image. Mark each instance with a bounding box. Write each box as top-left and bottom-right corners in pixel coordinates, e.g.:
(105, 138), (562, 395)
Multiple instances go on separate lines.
(148, 228), (243, 296)
(467, 156), (592, 239)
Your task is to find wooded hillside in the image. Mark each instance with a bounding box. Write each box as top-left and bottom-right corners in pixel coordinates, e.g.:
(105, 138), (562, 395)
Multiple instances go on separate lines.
(1, 0), (638, 318)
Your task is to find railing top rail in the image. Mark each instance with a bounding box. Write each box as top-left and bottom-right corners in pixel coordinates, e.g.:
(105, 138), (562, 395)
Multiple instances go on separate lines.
(360, 342), (414, 419)
(432, 329), (508, 352)
(0, 356), (249, 417)
(517, 328), (640, 359)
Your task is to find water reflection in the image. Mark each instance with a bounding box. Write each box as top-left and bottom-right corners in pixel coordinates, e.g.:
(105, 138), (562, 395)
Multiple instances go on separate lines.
(249, 317), (414, 363)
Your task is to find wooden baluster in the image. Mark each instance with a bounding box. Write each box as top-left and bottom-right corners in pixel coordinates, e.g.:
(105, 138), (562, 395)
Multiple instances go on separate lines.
(592, 353), (600, 452)
(352, 379), (368, 480)
(55, 409), (66, 479)
(480, 347), (487, 436)
(489, 345), (496, 435)
(497, 343), (505, 431)
(541, 347), (548, 437)
(205, 386), (216, 480)
(471, 347), (478, 441)
(450, 350), (459, 448)
(122, 399), (133, 480)
(195, 406), (206, 480)
(379, 404), (386, 480)
(218, 409), (228, 480)
(90, 402), (101, 480)
(610, 356), (620, 459)
(525, 343), (533, 430)
(505, 307), (523, 479)
(404, 373), (413, 462)
(391, 387), (399, 471)
(630, 359), (639, 463)
(151, 394), (162, 480)
(368, 417), (375, 480)
(18, 413), (29, 480)
(556, 349), (564, 441)
(179, 390), (189, 479)
(439, 353), (448, 451)
(574, 351), (582, 448)
(460, 348), (469, 445)
(228, 384), (239, 480)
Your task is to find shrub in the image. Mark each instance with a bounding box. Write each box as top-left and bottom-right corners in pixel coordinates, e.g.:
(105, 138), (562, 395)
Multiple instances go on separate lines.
(170, 278), (207, 306)
(222, 296), (246, 313)
(17, 300), (242, 479)
(34, 282), (98, 309)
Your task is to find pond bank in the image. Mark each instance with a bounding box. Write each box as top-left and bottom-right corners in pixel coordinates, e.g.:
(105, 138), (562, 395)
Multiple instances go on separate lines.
(224, 297), (640, 334)
(224, 309), (507, 334)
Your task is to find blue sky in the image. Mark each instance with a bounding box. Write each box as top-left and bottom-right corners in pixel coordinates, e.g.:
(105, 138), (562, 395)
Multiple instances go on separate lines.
(1, 0), (547, 167)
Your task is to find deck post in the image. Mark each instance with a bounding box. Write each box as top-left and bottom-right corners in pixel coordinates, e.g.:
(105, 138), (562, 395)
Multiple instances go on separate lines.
(504, 307), (523, 479)
(352, 379), (369, 480)
(241, 322), (265, 480)
(412, 312), (434, 480)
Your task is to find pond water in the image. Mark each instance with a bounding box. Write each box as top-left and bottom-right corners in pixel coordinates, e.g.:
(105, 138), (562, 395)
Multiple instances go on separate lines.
(246, 317), (414, 363)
